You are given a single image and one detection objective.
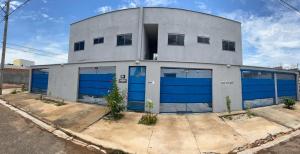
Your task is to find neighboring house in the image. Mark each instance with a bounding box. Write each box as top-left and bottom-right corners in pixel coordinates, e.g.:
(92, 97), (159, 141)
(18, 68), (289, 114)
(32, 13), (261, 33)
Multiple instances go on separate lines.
(3, 64), (29, 87)
(29, 7), (299, 113)
(13, 59), (35, 67)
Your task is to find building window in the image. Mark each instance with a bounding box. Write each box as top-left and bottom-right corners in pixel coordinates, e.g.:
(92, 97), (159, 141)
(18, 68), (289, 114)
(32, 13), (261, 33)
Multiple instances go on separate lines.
(222, 40), (235, 51)
(74, 41), (85, 51)
(94, 37), (104, 44)
(168, 34), (184, 46)
(198, 36), (210, 44)
(117, 33), (132, 46)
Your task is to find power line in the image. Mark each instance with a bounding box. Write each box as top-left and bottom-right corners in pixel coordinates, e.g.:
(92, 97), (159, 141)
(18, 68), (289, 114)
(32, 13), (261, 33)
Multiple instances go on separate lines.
(5, 46), (68, 60)
(278, 0), (300, 15)
(7, 43), (67, 56)
(8, 0), (30, 16)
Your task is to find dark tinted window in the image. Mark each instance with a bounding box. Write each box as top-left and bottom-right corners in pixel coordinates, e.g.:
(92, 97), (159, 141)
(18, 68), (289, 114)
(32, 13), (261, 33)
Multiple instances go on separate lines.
(117, 33), (132, 46)
(198, 36), (210, 44)
(168, 34), (184, 46)
(94, 37), (104, 44)
(74, 41), (85, 51)
(222, 40), (235, 51)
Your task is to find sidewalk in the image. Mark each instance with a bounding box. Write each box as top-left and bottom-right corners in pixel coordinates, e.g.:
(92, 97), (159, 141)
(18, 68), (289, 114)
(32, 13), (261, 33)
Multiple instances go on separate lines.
(1, 93), (300, 154)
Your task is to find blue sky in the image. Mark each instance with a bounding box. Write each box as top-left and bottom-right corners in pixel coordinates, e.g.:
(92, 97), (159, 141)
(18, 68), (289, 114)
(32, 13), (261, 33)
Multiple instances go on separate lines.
(1, 0), (300, 68)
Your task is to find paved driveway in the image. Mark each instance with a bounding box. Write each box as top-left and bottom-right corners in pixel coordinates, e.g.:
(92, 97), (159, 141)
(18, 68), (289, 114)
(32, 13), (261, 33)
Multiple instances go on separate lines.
(0, 105), (103, 154)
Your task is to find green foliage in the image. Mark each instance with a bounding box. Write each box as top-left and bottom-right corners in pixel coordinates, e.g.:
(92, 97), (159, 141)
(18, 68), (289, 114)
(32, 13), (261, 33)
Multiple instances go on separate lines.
(226, 96), (231, 114)
(139, 99), (157, 125)
(282, 97), (296, 109)
(21, 84), (27, 92)
(10, 89), (17, 94)
(245, 102), (252, 118)
(105, 78), (125, 120)
(139, 114), (157, 125)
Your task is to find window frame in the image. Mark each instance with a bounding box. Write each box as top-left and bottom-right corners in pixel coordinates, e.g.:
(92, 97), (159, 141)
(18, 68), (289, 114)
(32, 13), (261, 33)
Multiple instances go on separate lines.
(222, 40), (235, 52)
(197, 36), (210, 44)
(117, 33), (132, 46)
(74, 41), (85, 52)
(168, 33), (185, 46)
(93, 37), (104, 45)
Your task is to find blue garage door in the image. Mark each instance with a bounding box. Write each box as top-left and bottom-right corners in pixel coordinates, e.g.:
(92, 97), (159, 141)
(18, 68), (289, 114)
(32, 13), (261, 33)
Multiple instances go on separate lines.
(160, 68), (212, 113)
(127, 66), (146, 111)
(31, 69), (49, 94)
(241, 70), (275, 109)
(78, 67), (115, 105)
(277, 73), (297, 100)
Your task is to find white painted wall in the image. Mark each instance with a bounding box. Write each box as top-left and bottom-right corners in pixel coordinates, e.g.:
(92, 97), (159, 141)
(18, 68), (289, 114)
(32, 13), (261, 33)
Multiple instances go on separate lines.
(68, 7), (242, 65)
(32, 61), (245, 113)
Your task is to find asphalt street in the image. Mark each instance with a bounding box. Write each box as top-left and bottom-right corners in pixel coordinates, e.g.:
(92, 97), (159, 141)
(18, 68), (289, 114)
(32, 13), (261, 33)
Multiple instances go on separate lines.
(0, 104), (104, 154)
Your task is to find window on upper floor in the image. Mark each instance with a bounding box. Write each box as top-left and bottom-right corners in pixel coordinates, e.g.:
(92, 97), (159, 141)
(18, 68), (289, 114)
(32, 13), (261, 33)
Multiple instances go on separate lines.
(197, 36), (210, 44)
(94, 37), (104, 45)
(168, 33), (184, 46)
(117, 33), (132, 46)
(222, 40), (235, 52)
(74, 41), (85, 51)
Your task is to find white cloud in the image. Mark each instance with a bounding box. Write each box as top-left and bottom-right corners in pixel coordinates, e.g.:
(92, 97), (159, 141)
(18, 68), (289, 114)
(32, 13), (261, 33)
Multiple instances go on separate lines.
(42, 0), (47, 3)
(145, 0), (176, 6)
(41, 13), (49, 18)
(195, 1), (211, 14)
(96, 6), (112, 14)
(220, 4), (300, 68)
(10, 0), (22, 10)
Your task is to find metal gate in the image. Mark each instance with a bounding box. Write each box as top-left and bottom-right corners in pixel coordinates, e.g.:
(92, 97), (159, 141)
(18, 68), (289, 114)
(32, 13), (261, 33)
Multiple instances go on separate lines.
(127, 66), (146, 111)
(241, 70), (275, 109)
(78, 67), (115, 105)
(160, 68), (212, 113)
(31, 69), (49, 94)
(277, 73), (297, 101)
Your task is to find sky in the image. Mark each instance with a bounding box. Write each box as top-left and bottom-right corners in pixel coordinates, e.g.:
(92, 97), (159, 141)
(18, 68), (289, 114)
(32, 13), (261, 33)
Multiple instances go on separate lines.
(0, 0), (299, 68)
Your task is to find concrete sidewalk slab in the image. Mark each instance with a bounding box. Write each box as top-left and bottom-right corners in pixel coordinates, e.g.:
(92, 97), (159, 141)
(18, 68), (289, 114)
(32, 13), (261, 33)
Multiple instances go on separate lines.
(148, 114), (200, 154)
(82, 112), (152, 154)
(252, 107), (300, 129)
(225, 116), (290, 143)
(186, 114), (247, 153)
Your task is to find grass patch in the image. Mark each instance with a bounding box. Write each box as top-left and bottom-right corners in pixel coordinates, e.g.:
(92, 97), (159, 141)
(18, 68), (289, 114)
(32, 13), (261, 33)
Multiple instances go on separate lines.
(104, 113), (124, 121)
(10, 89), (17, 94)
(138, 114), (157, 125)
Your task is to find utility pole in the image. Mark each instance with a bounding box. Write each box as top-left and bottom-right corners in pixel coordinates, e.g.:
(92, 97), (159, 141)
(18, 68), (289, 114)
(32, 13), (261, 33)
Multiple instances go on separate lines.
(0, 0), (10, 95)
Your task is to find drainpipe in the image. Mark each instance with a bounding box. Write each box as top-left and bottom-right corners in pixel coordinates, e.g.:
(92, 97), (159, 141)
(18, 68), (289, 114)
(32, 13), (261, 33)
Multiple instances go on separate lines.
(274, 73), (278, 104)
(137, 7), (144, 61)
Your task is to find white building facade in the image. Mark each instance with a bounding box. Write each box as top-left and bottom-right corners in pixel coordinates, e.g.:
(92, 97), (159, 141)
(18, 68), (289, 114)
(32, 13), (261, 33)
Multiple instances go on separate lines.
(30, 7), (299, 113)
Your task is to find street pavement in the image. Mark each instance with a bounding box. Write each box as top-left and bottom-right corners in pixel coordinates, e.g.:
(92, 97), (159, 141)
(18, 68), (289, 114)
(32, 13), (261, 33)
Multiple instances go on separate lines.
(0, 104), (103, 154)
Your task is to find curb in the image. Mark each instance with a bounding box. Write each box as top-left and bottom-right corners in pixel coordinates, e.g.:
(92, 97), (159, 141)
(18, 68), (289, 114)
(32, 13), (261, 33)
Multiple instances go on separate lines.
(0, 99), (113, 154)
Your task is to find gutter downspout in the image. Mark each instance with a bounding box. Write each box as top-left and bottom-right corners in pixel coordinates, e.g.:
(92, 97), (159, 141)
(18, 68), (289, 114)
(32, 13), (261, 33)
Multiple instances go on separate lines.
(137, 7), (144, 61)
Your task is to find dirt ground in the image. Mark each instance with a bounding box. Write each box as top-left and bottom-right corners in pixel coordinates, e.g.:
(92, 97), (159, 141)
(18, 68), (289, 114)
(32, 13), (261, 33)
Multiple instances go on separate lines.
(256, 135), (300, 154)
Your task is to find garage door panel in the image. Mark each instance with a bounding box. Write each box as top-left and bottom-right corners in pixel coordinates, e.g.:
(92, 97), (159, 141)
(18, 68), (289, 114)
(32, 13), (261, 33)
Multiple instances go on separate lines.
(160, 68), (212, 113)
(31, 69), (49, 94)
(161, 85), (211, 94)
(160, 78), (211, 86)
(79, 74), (114, 81)
(79, 81), (112, 89)
(161, 94), (212, 103)
(78, 67), (115, 104)
(277, 74), (297, 98)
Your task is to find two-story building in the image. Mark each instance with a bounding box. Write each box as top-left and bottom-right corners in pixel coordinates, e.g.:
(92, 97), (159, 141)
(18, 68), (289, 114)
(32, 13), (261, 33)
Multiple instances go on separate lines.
(30, 7), (299, 113)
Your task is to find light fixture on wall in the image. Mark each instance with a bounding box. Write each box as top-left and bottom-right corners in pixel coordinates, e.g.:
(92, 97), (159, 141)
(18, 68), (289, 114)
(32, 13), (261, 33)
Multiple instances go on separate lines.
(135, 60), (140, 65)
(226, 64), (231, 68)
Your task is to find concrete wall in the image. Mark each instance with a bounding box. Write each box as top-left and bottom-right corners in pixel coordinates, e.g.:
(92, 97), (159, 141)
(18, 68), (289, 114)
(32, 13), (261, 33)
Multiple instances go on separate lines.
(3, 68), (29, 86)
(68, 7), (242, 65)
(68, 9), (140, 63)
(31, 61), (244, 113)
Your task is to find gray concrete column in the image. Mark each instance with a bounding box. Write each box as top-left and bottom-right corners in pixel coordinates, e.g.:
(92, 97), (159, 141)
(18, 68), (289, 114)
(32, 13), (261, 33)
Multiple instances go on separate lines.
(274, 73), (278, 104)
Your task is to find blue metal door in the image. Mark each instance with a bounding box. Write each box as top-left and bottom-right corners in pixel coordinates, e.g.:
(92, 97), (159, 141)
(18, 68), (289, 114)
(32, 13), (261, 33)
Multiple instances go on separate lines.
(160, 68), (212, 113)
(277, 73), (297, 100)
(31, 69), (49, 94)
(241, 70), (275, 109)
(127, 66), (146, 111)
(78, 67), (115, 104)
